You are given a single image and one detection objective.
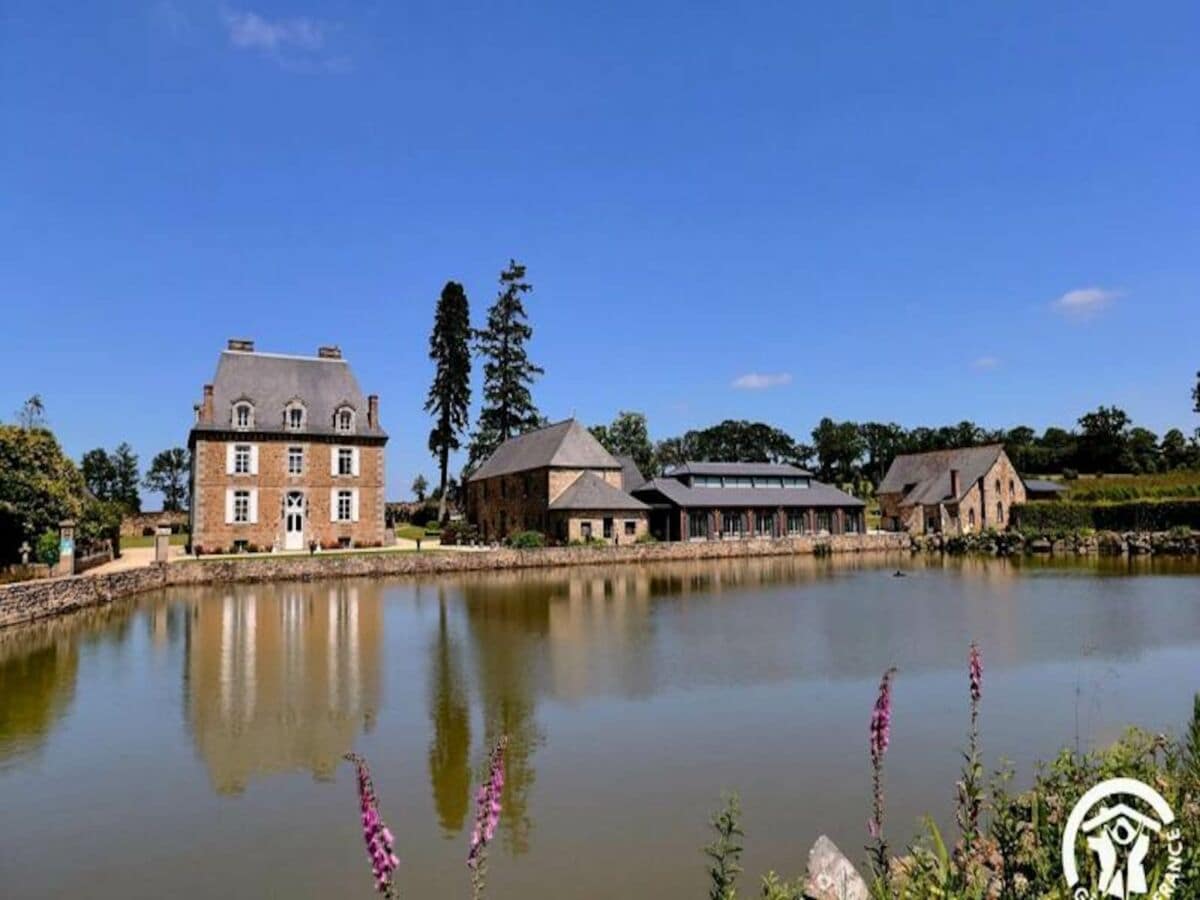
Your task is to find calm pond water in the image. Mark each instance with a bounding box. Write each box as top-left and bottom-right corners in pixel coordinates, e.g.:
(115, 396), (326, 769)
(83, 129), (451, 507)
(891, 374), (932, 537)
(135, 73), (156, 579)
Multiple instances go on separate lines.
(1, 554), (1199, 898)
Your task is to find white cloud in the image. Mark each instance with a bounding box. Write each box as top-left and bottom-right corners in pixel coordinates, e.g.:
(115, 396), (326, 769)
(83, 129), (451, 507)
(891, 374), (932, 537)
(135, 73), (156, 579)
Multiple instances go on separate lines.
(222, 9), (335, 65)
(731, 372), (793, 390)
(971, 356), (999, 371)
(1052, 287), (1121, 319)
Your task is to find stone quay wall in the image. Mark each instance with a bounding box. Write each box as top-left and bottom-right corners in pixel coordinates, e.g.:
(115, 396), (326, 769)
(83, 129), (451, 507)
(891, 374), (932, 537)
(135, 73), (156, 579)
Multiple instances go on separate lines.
(0, 532), (908, 629)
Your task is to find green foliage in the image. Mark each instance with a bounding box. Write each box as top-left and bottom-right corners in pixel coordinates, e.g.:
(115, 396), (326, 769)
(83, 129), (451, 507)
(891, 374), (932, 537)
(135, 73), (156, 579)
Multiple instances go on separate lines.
(468, 261), (543, 472)
(426, 280), (472, 521)
(1066, 470), (1200, 502)
(507, 530), (545, 549)
(634, 532), (658, 544)
(78, 499), (124, 551)
(812, 417), (866, 484)
(0, 424), (86, 563)
(411, 474), (429, 502)
(14, 395), (46, 429)
(83, 443), (140, 512)
(142, 447), (190, 512)
(36, 530), (59, 565)
(758, 872), (804, 900)
(590, 411), (656, 478)
(654, 419), (811, 474)
(1013, 499), (1200, 533)
(704, 793), (744, 900)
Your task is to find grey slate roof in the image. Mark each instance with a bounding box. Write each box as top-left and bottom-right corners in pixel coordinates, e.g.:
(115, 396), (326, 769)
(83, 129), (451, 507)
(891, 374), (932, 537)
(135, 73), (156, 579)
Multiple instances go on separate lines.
(1023, 478), (1068, 494)
(195, 349), (385, 438)
(549, 472), (650, 511)
(615, 455), (647, 492)
(468, 419), (620, 481)
(665, 461), (813, 478)
(632, 477), (864, 509)
(877, 444), (1004, 507)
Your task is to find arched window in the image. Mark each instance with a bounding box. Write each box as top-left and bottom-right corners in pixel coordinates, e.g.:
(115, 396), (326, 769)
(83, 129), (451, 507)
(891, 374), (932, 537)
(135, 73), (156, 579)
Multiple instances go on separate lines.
(997, 501), (1004, 521)
(284, 401), (306, 431)
(335, 406), (355, 434)
(1008, 478), (1015, 497)
(233, 402), (254, 430)
(968, 508), (976, 530)
(995, 478), (1001, 495)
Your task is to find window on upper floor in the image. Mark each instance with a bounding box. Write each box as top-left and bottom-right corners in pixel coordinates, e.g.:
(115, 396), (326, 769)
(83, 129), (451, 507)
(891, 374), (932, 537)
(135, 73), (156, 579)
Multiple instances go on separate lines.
(234, 444), (251, 475)
(337, 447), (354, 476)
(233, 402), (253, 430)
(286, 403), (305, 431)
(1009, 478), (1015, 497)
(336, 407), (355, 434)
(288, 446), (304, 476)
(233, 490), (250, 523)
(995, 478), (1002, 495)
(336, 490), (353, 522)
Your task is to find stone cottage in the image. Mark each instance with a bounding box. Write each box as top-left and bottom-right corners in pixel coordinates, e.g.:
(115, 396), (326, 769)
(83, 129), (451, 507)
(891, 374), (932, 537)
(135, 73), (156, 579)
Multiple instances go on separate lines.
(465, 419), (649, 544)
(877, 444), (1025, 535)
(188, 339), (387, 553)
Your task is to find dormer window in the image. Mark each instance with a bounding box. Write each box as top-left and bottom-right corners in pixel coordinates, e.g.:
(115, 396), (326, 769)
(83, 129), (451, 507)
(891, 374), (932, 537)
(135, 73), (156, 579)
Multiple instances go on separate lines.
(233, 402), (254, 430)
(336, 407), (355, 434)
(285, 402), (306, 431)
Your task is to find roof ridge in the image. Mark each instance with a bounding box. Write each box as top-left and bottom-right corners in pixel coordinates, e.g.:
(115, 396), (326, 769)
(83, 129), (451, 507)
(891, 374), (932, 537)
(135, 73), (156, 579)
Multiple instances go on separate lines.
(221, 349), (348, 363)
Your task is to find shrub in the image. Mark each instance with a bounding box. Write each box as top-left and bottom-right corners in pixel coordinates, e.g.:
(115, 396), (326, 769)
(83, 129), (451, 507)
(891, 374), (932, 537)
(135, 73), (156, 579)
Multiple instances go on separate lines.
(36, 530), (60, 566)
(1011, 499), (1200, 533)
(634, 532), (658, 544)
(507, 530), (545, 549)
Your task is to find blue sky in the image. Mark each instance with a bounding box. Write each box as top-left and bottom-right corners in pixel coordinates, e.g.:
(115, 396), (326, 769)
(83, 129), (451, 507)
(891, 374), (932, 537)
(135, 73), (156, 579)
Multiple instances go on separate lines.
(3, 1), (1198, 503)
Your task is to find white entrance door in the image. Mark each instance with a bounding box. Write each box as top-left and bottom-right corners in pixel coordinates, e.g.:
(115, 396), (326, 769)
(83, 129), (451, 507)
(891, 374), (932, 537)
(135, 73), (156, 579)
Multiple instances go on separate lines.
(284, 492), (304, 550)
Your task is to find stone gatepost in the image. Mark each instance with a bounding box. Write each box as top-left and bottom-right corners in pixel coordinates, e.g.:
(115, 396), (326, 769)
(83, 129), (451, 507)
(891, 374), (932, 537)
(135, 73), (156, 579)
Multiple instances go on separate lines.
(57, 519), (76, 577)
(154, 522), (172, 564)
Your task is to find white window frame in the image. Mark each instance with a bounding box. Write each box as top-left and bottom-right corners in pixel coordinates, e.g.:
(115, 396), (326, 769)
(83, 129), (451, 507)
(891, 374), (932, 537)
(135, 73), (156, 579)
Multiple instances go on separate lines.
(285, 403), (306, 431)
(335, 407), (355, 434)
(336, 446), (358, 477)
(287, 446), (304, 476)
(233, 490), (250, 523)
(234, 444), (252, 475)
(233, 402), (254, 430)
(332, 488), (358, 523)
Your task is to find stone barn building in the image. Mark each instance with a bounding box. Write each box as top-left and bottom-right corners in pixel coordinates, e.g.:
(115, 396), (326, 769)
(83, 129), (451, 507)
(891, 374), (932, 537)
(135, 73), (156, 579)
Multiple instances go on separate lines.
(465, 419), (649, 544)
(877, 444), (1025, 535)
(189, 339), (387, 553)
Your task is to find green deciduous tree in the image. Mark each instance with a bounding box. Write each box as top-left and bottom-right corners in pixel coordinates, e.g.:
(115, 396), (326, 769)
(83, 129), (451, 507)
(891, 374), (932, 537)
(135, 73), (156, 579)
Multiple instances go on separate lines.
(468, 260), (543, 473)
(142, 447), (190, 512)
(811, 417), (865, 484)
(591, 411), (656, 478)
(1077, 406), (1131, 473)
(14, 395), (46, 430)
(411, 474), (429, 502)
(0, 424), (85, 563)
(81, 448), (118, 501)
(426, 280), (472, 523)
(111, 443), (141, 513)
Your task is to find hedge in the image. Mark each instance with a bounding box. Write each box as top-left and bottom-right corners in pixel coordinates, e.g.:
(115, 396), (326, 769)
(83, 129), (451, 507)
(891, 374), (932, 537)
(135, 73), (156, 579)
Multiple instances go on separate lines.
(1012, 500), (1200, 533)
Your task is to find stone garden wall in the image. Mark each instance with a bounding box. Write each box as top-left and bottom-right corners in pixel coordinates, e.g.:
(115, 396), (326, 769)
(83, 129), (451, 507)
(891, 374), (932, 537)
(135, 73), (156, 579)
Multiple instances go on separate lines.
(0, 532), (908, 628)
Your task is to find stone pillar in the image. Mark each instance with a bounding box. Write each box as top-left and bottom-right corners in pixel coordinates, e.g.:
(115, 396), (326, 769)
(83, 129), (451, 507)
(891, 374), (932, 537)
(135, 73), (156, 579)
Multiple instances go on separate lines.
(154, 522), (172, 564)
(57, 519), (76, 577)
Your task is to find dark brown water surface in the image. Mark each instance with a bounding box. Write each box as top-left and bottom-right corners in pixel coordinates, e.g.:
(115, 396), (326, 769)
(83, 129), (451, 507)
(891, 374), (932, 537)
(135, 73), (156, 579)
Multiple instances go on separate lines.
(1, 554), (1198, 898)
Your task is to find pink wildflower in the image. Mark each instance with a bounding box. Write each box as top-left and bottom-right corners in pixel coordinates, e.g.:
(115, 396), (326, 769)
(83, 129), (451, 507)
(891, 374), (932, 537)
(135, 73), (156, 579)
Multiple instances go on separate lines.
(969, 642), (983, 704)
(345, 753), (399, 897)
(468, 736), (507, 870)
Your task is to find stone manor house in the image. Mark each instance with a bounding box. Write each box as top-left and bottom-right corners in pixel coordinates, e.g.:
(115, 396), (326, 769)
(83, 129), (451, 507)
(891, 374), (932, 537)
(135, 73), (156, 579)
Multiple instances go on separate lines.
(189, 340), (387, 553)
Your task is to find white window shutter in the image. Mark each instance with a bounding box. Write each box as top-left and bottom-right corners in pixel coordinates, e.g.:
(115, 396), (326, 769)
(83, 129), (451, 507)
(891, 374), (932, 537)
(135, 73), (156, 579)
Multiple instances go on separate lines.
(249, 445), (259, 475)
(249, 489), (259, 524)
(224, 488), (234, 524)
(330, 488), (337, 522)
(351, 447), (360, 477)
(330, 448), (339, 476)
(351, 488), (360, 522)
(226, 444), (235, 475)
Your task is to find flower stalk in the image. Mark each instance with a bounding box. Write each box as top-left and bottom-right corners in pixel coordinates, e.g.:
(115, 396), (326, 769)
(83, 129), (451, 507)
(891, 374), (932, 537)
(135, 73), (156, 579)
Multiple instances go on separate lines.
(868, 666), (897, 883)
(467, 735), (508, 900)
(344, 753), (400, 898)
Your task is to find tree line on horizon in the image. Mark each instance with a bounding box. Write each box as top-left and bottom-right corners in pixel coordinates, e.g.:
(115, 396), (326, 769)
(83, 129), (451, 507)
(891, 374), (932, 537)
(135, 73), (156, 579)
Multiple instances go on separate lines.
(420, 272), (1200, 505)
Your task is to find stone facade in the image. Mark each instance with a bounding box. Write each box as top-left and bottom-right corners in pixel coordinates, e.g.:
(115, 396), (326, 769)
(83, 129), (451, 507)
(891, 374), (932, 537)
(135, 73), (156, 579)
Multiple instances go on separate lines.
(188, 341), (388, 554)
(549, 509), (650, 544)
(191, 438), (386, 553)
(879, 447), (1026, 535)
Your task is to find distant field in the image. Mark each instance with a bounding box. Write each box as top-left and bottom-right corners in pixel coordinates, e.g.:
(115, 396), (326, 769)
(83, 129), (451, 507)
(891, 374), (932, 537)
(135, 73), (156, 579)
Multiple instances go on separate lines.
(1057, 470), (1200, 503)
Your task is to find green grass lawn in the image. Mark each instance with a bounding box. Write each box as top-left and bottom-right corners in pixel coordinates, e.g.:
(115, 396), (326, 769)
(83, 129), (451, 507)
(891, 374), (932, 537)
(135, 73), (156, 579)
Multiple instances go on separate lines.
(395, 523), (441, 542)
(1057, 470), (1200, 502)
(123, 532), (189, 548)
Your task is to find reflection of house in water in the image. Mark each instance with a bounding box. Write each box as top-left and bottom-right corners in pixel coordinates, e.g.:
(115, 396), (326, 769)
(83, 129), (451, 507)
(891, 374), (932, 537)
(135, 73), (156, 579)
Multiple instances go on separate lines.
(184, 584), (383, 793)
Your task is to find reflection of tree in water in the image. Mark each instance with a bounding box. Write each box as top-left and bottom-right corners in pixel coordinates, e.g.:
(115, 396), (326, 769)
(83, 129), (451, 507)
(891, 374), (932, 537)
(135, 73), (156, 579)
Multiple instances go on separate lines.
(427, 589), (471, 834)
(461, 580), (552, 857)
(0, 597), (145, 764)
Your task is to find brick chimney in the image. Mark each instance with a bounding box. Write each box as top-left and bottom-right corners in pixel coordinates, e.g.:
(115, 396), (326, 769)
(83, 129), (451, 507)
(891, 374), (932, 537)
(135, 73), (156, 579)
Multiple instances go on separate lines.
(317, 345), (342, 359)
(199, 384), (214, 424)
(949, 468), (960, 499)
(367, 394), (379, 429)
(227, 338), (255, 352)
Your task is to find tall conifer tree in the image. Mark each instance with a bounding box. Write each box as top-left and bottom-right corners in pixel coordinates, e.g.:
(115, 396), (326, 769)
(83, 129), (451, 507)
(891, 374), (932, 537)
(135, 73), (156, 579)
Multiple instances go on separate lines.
(425, 281), (472, 523)
(467, 260), (543, 472)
